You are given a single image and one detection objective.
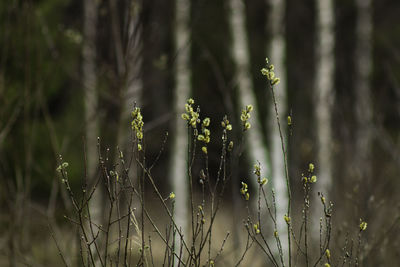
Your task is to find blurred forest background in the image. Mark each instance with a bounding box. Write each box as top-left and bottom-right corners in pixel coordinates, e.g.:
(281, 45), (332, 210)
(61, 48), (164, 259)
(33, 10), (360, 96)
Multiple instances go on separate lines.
(1, 0), (400, 266)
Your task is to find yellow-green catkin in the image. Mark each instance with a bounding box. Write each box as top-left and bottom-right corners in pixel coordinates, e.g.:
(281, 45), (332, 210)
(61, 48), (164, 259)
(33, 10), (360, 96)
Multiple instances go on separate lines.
(131, 107), (144, 151)
(309, 163), (315, 173)
(284, 214), (291, 224)
(254, 164), (261, 176)
(261, 57), (281, 86)
(310, 175), (317, 183)
(302, 163), (317, 184)
(254, 163), (268, 186)
(325, 249), (331, 259)
(198, 118), (211, 143)
(181, 98), (200, 128)
(228, 141), (234, 151)
(240, 182), (249, 201)
(260, 177), (268, 186)
(241, 105), (253, 131)
(197, 117), (211, 154)
(110, 170), (119, 182)
(274, 230), (278, 238)
(221, 116), (232, 131)
(360, 220), (368, 231)
(56, 162), (69, 172)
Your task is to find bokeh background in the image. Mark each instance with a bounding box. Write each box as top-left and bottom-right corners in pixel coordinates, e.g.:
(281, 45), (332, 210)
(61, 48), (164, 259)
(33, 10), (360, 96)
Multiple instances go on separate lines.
(1, 0), (400, 266)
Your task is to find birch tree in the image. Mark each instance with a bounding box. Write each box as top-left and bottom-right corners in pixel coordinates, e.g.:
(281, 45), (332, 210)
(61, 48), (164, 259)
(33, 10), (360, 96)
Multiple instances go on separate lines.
(170, 0), (191, 250)
(228, 1), (274, 258)
(267, 0), (288, 257)
(314, 0), (335, 227)
(354, 0), (373, 182)
(229, 0), (270, 193)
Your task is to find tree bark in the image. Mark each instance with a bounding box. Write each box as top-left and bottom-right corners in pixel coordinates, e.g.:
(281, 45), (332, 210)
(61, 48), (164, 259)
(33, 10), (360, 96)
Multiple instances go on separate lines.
(268, 0), (288, 258)
(170, 0), (191, 261)
(314, 0), (335, 235)
(230, 0), (270, 191)
(354, 0), (373, 182)
(229, 0), (271, 254)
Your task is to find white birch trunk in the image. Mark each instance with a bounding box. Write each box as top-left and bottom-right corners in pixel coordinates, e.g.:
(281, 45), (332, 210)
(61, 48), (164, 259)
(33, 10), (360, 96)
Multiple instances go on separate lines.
(268, 0), (288, 257)
(314, 0), (335, 230)
(354, 0), (373, 181)
(229, 1), (273, 256)
(170, 0), (190, 260)
(229, 0), (270, 190)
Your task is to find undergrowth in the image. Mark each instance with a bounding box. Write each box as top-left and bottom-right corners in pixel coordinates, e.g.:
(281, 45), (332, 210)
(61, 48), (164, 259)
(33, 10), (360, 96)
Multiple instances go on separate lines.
(53, 58), (369, 267)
